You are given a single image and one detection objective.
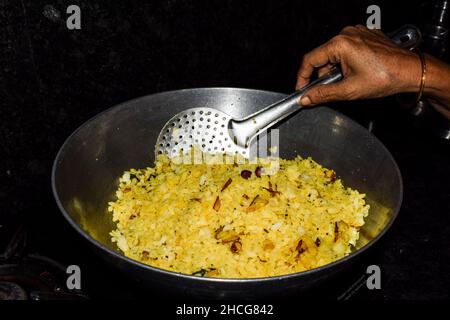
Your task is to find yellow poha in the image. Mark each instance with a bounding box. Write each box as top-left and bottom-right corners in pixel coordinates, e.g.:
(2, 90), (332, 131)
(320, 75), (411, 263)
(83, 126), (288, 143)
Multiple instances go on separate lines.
(108, 153), (369, 278)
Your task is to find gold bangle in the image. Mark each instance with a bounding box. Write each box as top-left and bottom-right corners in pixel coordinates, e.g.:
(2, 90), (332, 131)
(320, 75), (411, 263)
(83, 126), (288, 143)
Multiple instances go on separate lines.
(415, 49), (427, 104)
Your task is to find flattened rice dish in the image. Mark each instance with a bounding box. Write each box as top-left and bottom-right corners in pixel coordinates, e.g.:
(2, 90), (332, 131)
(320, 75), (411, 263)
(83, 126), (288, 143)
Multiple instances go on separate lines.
(108, 152), (369, 278)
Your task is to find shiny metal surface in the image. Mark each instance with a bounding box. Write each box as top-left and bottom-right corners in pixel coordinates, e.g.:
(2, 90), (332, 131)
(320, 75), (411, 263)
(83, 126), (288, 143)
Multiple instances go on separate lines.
(52, 88), (403, 298)
(155, 71), (341, 157)
(156, 107), (248, 158)
(388, 24), (422, 50)
(228, 69), (342, 149)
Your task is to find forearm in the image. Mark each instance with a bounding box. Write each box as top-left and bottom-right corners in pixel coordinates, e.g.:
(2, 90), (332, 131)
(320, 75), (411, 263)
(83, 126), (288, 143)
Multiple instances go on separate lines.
(423, 55), (450, 112)
(399, 53), (450, 117)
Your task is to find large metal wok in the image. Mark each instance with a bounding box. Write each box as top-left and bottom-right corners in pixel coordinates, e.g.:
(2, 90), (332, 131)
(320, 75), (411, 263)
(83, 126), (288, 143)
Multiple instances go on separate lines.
(52, 88), (402, 298)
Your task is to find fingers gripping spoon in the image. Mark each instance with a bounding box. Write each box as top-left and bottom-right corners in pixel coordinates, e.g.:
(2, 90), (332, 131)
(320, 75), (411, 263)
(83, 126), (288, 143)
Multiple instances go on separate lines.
(155, 25), (421, 159)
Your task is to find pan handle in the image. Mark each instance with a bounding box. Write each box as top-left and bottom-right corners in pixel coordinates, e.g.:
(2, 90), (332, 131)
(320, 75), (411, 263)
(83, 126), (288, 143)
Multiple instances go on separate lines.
(229, 25), (422, 148)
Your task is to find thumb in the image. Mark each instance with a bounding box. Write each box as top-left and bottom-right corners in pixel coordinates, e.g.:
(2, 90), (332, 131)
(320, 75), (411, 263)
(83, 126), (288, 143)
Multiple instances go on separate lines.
(300, 81), (354, 106)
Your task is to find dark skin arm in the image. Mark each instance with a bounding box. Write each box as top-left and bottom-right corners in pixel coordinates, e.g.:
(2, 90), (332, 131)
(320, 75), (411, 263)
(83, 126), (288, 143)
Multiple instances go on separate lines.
(296, 25), (450, 116)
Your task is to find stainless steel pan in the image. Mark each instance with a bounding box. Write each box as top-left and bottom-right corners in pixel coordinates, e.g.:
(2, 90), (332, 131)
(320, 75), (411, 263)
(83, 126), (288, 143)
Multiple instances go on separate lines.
(52, 88), (402, 298)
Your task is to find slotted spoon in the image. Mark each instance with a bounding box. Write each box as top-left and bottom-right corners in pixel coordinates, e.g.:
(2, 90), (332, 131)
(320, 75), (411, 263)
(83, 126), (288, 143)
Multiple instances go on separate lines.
(155, 25), (421, 159)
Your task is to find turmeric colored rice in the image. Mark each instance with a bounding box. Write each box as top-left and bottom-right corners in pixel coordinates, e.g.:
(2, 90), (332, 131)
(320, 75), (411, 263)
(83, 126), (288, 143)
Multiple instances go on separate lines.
(108, 153), (369, 278)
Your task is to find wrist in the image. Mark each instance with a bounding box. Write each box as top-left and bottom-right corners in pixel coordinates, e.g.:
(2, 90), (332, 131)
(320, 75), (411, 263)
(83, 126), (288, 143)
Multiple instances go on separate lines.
(422, 54), (450, 97)
(396, 50), (423, 94)
(402, 53), (450, 108)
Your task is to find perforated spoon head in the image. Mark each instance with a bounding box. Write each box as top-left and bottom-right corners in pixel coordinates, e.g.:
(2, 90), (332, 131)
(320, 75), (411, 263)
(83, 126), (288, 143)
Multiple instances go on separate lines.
(155, 107), (249, 158)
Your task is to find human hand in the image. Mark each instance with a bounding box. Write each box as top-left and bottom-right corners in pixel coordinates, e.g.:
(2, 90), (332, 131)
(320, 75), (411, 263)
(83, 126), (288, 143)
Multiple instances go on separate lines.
(296, 25), (422, 106)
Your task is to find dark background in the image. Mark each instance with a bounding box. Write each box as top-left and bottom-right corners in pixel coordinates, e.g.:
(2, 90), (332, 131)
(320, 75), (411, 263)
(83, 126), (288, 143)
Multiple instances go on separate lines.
(1, 0), (449, 299)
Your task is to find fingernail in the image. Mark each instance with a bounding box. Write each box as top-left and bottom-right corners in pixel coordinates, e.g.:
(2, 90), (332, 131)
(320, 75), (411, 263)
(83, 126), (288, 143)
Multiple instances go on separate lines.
(300, 96), (311, 106)
(296, 81), (306, 90)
